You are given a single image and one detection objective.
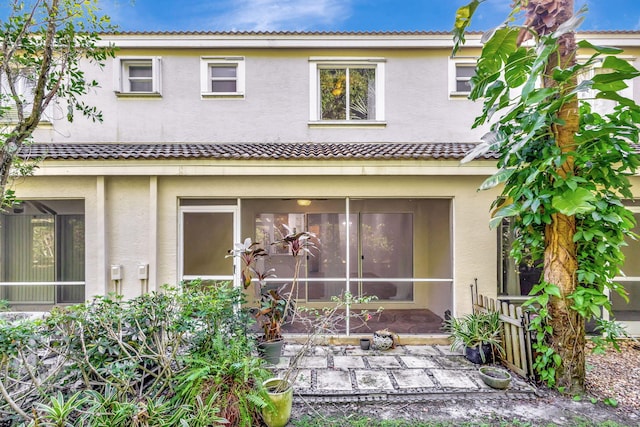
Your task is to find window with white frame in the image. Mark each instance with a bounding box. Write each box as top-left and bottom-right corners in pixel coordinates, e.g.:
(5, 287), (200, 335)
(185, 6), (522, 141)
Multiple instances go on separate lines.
(114, 57), (161, 96)
(0, 70), (54, 122)
(309, 58), (385, 123)
(200, 57), (245, 98)
(449, 58), (476, 97)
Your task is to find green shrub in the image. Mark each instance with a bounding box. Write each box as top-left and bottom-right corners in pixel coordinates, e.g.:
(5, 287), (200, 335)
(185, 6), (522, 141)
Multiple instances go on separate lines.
(0, 281), (265, 427)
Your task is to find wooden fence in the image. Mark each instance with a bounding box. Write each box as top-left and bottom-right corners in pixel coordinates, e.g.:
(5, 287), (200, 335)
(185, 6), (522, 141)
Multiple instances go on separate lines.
(472, 289), (535, 379)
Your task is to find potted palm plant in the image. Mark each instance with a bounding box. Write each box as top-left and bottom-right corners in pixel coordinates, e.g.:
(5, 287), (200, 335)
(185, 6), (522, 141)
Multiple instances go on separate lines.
(443, 310), (504, 364)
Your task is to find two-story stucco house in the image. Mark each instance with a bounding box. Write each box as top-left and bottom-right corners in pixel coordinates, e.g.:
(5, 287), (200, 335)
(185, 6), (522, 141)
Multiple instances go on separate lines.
(2, 30), (640, 336)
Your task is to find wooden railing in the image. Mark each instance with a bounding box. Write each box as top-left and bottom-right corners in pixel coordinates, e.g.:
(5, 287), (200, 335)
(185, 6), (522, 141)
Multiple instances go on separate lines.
(472, 288), (535, 379)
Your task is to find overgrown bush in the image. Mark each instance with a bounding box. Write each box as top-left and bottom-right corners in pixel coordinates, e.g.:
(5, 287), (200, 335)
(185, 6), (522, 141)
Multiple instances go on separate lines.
(0, 281), (269, 426)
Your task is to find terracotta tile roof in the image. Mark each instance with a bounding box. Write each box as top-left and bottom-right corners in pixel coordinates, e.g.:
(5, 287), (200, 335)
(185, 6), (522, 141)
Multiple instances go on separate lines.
(18, 142), (499, 161)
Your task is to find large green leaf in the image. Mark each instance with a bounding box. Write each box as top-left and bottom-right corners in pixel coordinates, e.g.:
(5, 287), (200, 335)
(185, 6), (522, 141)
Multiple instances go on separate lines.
(489, 204), (520, 229)
(504, 48), (531, 88)
(482, 27), (519, 63)
(452, 0), (484, 55)
(601, 56), (640, 74)
(577, 40), (623, 55)
(479, 168), (515, 190)
(551, 188), (596, 216)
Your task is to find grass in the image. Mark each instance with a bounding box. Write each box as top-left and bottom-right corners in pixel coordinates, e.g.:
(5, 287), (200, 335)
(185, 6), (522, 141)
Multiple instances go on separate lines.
(290, 417), (633, 427)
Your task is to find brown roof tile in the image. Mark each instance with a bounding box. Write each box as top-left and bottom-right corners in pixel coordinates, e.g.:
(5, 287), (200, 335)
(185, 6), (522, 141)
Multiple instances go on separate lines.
(18, 142), (498, 161)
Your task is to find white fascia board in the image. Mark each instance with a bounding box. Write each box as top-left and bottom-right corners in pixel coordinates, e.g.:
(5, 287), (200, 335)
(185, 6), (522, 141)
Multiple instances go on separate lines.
(31, 160), (498, 177)
(98, 34), (483, 49)
(577, 33), (640, 48)
(96, 32), (640, 50)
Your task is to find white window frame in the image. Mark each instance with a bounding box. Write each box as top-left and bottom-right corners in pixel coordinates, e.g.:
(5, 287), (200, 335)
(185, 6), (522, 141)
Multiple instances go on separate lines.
(309, 57), (385, 125)
(0, 70), (54, 123)
(449, 58), (476, 98)
(114, 57), (162, 96)
(200, 57), (245, 99)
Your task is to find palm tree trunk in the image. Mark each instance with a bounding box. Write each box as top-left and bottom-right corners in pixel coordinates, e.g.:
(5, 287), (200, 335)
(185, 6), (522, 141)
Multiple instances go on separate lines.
(523, 0), (585, 393)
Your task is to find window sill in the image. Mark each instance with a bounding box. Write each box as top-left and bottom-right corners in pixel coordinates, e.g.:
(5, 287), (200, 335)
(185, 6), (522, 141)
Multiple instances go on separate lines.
(201, 93), (245, 99)
(308, 120), (387, 128)
(115, 91), (162, 98)
(449, 91), (471, 99)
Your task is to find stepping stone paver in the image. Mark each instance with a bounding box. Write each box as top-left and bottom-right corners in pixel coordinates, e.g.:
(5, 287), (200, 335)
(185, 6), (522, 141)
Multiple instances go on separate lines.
(366, 355), (402, 368)
(290, 369), (312, 389)
(404, 345), (440, 356)
(434, 355), (475, 369)
(400, 355), (437, 368)
(391, 369), (436, 388)
(297, 356), (327, 369)
(333, 355), (366, 369)
(355, 370), (394, 390)
(435, 345), (460, 356)
(431, 369), (478, 389)
(316, 370), (352, 391)
(273, 357), (290, 369)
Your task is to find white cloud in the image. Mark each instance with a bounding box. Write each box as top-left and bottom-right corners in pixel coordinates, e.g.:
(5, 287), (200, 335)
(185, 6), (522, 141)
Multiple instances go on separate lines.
(206, 0), (352, 31)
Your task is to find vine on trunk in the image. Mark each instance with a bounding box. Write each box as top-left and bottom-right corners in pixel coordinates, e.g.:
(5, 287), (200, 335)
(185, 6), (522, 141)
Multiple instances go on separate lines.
(454, 2), (640, 392)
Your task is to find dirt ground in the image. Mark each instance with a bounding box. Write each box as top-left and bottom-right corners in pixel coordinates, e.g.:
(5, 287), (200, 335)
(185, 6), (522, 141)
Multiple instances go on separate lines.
(290, 341), (640, 426)
(291, 392), (639, 426)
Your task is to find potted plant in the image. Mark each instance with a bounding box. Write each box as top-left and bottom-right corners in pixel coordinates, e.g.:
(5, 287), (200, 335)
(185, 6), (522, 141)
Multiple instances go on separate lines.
(262, 291), (381, 427)
(228, 227), (316, 365)
(443, 310), (504, 364)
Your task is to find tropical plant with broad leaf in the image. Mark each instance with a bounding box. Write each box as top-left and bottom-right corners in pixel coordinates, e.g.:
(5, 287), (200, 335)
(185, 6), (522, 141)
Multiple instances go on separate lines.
(453, 0), (640, 393)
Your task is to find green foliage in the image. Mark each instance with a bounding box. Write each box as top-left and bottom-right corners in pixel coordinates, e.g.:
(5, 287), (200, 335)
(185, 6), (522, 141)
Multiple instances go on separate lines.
(443, 311), (504, 362)
(30, 392), (87, 427)
(0, 0), (116, 207)
(454, 3), (640, 389)
(172, 335), (271, 427)
(0, 282), (264, 426)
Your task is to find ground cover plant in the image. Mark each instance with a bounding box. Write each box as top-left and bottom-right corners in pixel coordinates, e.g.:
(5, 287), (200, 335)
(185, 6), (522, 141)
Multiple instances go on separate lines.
(0, 281), (272, 426)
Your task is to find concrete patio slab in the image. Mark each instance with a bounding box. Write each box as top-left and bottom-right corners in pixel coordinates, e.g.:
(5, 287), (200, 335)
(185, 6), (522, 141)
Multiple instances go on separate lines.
(297, 356), (328, 369)
(275, 343), (536, 402)
(403, 345), (441, 356)
(391, 369), (437, 389)
(366, 355), (402, 369)
(400, 355), (437, 368)
(316, 370), (352, 391)
(354, 370), (394, 390)
(333, 355), (366, 369)
(431, 369), (478, 389)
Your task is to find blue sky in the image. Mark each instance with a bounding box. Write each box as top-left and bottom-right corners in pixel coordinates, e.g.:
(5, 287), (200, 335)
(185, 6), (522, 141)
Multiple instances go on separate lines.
(100, 0), (640, 33)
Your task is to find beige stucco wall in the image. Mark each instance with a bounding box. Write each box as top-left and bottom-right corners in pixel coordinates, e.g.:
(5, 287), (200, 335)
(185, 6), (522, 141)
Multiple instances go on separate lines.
(10, 162), (499, 319)
(31, 47), (487, 145)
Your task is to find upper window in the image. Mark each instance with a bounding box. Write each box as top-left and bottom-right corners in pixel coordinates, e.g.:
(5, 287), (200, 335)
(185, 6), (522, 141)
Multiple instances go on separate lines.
(200, 57), (245, 99)
(309, 58), (385, 124)
(1, 70), (54, 122)
(449, 58), (476, 97)
(114, 57), (162, 96)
